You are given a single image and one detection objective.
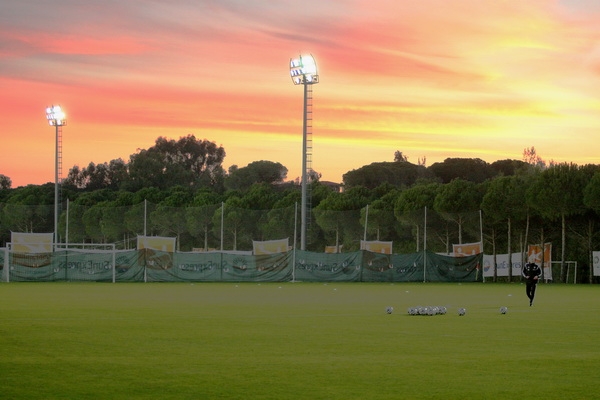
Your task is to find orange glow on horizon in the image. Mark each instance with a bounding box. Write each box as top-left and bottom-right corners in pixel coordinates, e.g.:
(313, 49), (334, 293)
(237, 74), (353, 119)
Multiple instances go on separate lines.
(2, 0), (600, 188)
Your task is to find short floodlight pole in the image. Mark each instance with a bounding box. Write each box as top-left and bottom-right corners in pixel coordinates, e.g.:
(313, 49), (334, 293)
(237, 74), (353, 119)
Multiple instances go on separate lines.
(46, 105), (66, 247)
(290, 54), (319, 251)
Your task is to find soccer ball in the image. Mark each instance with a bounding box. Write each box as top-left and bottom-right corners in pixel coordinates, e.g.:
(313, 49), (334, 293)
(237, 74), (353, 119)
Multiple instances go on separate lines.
(386, 306), (394, 314)
(458, 308), (466, 316)
(500, 306), (508, 314)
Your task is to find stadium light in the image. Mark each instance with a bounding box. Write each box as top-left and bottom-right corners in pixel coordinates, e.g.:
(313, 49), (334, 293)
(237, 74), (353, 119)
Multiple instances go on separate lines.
(290, 54), (319, 251)
(46, 105), (66, 247)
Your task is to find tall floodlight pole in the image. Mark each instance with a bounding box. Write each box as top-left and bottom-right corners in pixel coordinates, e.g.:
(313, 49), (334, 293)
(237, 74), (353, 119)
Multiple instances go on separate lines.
(290, 54), (318, 251)
(46, 105), (66, 246)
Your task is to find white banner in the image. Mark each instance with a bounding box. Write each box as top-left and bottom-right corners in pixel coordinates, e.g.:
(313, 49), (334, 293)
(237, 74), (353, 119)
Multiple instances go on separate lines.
(10, 232), (54, 253)
(360, 240), (393, 254)
(137, 236), (176, 252)
(593, 251), (600, 277)
(483, 253), (523, 277)
(253, 238), (290, 255)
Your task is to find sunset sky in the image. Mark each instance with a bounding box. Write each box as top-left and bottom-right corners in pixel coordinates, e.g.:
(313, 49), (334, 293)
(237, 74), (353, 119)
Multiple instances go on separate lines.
(2, 0), (600, 188)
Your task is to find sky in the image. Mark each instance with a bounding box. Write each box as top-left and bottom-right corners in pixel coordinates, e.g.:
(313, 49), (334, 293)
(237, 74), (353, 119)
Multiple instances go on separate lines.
(2, 0), (600, 188)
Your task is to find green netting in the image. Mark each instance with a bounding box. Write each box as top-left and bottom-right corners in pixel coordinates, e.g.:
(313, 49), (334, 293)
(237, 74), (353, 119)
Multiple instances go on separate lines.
(293, 250), (362, 282)
(1, 249), (482, 283)
(221, 252), (292, 282)
(424, 252), (481, 282)
(361, 252), (425, 282)
(60, 250), (115, 282)
(8, 252), (56, 282)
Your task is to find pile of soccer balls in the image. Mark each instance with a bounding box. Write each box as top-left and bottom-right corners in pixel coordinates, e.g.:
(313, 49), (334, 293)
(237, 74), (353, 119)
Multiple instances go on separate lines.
(385, 306), (508, 316)
(407, 306), (448, 316)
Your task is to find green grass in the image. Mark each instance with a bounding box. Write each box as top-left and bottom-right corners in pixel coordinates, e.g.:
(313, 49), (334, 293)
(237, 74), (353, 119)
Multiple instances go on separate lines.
(1, 282), (600, 399)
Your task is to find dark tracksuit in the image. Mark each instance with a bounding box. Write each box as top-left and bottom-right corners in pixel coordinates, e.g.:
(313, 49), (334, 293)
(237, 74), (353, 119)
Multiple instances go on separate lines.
(522, 262), (542, 305)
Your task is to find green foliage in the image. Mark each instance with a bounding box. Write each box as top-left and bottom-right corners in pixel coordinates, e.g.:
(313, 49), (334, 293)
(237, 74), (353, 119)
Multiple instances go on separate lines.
(5, 154), (600, 270)
(343, 161), (431, 189)
(434, 179), (481, 214)
(584, 171), (600, 214)
(528, 163), (589, 220)
(490, 159), (530, 176)
(481, 176), (525, 225)
(225, 160), (288, 191)
(428, 157), (495, 183)
(0, 174), (12, 190)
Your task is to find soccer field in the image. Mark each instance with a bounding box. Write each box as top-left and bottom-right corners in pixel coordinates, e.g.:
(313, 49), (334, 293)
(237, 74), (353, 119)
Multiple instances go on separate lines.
(1, 282), (599, 399)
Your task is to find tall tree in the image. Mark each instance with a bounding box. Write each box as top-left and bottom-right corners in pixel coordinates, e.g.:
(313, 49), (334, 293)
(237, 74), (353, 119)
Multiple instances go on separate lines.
(314, 187), (370, 251)
(428, 158), (495, 184)
(63, 159), (128, 190)
(522, 146), (546, 168)
(528, 163), (592, 282)
(212, 196), (246, 251)
(361, 197), (396, 241)
(0, 174), (12, 190)
(433, 179), (482, 248)
(224, 161), (288, 192)
(127, 135), (225, 191)
(481, 176), (527, 281)
(582, 169), (600, 283)
(149, 187), (193, 251)
(395, 182), (440, 252)
(186, 190), (223, 251)
(343, 161), (431, 189)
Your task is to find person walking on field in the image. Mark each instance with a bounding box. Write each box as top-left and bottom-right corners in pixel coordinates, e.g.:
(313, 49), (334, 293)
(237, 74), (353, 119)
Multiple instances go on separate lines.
(522, 261), (542, 306)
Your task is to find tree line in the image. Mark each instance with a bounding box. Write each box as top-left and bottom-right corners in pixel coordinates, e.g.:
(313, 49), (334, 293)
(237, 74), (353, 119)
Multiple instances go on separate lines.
(1, 137), (600, 283)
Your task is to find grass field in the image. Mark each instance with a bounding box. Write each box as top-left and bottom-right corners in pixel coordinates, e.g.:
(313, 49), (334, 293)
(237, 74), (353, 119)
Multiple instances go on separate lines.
(1, 282), (600, 399)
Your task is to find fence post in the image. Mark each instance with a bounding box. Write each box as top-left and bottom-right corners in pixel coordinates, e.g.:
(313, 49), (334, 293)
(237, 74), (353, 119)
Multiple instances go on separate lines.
(423, 206), (427, 283)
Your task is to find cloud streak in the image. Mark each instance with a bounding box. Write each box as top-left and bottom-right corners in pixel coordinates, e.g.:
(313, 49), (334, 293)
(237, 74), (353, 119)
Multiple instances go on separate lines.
(1, 0), (600, 187)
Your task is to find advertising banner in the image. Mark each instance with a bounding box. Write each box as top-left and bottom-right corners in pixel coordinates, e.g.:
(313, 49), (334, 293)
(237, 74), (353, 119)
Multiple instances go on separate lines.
(453, 242), (482, 257)
(360, 240), (393, 254)
(253, 238), (289, 255)
(483, 252), (523, 277)
(527, 243), (552, 280)
(10, 232), (53, 253)
(593, 251), (600, 277)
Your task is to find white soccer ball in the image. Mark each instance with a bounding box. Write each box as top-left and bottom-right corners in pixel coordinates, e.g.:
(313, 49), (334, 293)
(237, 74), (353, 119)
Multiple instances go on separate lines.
(500, 306), (508, 314)
(386, 306), (394, 314)
(458, 308), (466, 316)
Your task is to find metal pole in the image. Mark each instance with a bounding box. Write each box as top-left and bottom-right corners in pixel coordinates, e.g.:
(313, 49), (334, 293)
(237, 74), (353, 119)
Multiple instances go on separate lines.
(300, 81), (308, 251)
(112, 244), (116, 283)
(220, 202), (224, 251)
(54, 125), (59, 247)
(292, 202), (298, 282)
(480, 209), (485, 282)
(65, 198), (69, 248)
(363, 204), (369, 242)
(423, 206), (427, 283)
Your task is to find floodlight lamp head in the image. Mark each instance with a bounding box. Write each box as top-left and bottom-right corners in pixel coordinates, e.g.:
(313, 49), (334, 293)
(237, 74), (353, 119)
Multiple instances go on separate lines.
(290, 54), (319, 85)
(46, 105), (66, 126)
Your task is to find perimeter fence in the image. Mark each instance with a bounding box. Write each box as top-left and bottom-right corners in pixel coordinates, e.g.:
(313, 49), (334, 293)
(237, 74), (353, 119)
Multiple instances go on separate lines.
(1, 248), (481, 283)
(3, 200), (570, 283)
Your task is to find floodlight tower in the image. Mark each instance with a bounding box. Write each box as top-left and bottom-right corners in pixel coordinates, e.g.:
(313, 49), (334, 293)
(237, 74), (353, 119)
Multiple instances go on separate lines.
(290, 54), (319, 251)
(46, 105), (66, 246)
